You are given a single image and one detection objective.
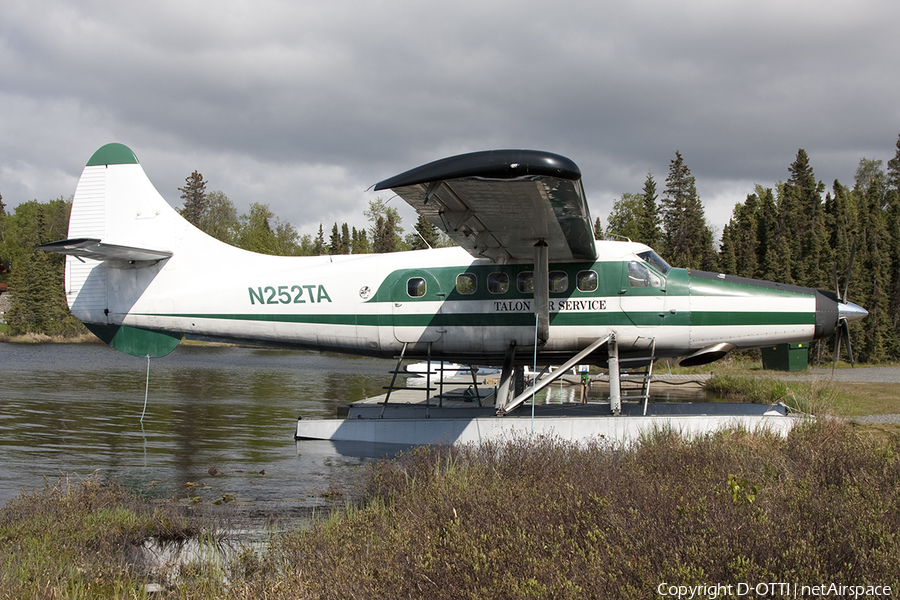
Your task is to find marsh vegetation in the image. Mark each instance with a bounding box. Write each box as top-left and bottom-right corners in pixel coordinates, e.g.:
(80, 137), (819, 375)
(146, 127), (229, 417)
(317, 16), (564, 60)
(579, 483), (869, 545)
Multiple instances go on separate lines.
(2, 416), (899, 599)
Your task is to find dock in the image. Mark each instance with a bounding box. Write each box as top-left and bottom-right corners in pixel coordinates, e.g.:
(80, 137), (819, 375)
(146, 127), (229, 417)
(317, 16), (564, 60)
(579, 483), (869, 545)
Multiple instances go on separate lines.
(295, 373), (800, 446)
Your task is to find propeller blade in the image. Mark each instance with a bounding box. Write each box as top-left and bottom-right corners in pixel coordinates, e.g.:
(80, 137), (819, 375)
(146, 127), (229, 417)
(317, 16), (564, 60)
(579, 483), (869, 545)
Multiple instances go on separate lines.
(842, 243), (856, 303)
(843, 319), (855, 368)
(832, 320), (842, 375)
(833, 264), (840, 300)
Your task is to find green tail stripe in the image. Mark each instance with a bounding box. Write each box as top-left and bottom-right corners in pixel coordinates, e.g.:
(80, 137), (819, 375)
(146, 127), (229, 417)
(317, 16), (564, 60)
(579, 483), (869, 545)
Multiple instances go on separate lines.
(86, 323), (182, 358)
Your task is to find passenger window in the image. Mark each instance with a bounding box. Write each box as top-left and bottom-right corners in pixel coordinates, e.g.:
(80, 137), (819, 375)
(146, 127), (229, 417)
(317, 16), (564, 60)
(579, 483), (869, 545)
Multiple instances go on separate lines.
(407, 277), (426, 297)
(456, 273), (476, 295)
(516, 271), (534, 294)
(577, 270), (598, 292)
(628, 261), (662, 288)
(549, 271), (568, 293)
(488, 272), (509, 294)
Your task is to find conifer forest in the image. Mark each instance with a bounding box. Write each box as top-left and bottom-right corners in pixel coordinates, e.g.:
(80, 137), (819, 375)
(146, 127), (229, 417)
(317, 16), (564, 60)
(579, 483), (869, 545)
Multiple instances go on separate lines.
(3, 134), (900, 364)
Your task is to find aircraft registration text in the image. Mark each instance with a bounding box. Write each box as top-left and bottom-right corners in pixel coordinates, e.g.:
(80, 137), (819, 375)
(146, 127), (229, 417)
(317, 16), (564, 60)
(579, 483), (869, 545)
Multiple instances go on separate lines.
(248, 285), (332, 305)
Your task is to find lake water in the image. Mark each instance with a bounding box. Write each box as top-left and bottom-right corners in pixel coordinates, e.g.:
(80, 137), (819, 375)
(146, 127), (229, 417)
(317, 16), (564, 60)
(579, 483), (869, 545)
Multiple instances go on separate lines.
(0, 342), (416, 514)
(0, 342), (705, 516)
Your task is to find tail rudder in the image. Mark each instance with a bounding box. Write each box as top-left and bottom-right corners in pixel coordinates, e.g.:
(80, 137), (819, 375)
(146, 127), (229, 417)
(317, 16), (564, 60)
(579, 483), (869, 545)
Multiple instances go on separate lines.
(68, 143), (182, 252)
(40, 143), (187, 356)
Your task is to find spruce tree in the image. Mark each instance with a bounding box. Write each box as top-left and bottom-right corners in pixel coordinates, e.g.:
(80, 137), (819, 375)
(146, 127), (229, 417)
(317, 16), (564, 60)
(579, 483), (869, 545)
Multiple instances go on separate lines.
(6, 198), (81, 336)
(329, 223), (342, 255)
(718, 222), (738, 276)
(351, 227), (370, 254)
(340, 223), (351, 254)
(0, 192), (7, 276)
(410, 215), (440, 250)
(314, 224), (325, 255)
(720, 194), (759, 279)
(593, 217), (604, 240)
(637, 172), (662, 248)
(783, 149), (828, 288)
(886, 134), (900, 346)
(852, 159), (890, 362)
(756, 187), (784, 282)
(178, 171), (208, 227)
(661, 151), (717, 270)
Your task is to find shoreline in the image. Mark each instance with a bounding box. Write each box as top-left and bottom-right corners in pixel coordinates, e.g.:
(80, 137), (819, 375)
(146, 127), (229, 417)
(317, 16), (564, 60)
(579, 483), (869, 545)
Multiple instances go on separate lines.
(0, 331), (102, 344)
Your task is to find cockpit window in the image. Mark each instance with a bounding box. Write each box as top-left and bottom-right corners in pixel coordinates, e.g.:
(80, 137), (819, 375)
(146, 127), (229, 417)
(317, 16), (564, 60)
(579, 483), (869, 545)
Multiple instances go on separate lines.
(628, 261), (662, 288)
(636, 250), (671, 275)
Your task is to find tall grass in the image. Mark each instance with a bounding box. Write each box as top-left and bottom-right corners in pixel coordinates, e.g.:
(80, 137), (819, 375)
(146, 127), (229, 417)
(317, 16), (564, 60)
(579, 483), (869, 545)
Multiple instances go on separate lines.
(3, 421), (900, 598)
(705, 373), (839, 414)
(268, 420), (900, 599)
(0, 476), (199, 598)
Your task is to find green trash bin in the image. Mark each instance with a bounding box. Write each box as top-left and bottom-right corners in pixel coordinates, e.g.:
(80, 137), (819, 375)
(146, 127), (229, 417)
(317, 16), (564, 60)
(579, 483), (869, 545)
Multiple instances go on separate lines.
(761, 342), (808, 371)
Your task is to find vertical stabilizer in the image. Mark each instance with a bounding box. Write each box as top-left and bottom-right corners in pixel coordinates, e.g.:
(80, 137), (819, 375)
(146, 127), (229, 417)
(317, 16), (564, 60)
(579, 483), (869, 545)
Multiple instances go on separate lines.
(51, 143), (185, 356)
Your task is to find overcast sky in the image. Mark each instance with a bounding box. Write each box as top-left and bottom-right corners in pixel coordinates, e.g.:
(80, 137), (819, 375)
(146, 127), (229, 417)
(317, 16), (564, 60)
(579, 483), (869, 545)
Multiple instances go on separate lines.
(3, 0), (899, 241)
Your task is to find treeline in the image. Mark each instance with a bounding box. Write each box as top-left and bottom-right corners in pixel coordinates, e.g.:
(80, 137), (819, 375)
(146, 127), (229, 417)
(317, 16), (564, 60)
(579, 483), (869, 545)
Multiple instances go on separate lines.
(0, 195), (83, 336)
(604, 135), (900, 363)
(0, 172), (451, 336)
(177, 171), (452, 256)
(3, 138), (900, 362)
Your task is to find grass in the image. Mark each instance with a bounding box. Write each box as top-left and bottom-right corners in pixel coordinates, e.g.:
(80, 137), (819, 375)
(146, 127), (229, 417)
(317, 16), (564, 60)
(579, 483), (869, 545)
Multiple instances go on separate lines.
(280, 421), (900, 598)
(0, 476), (202, 598)
(3, 419), (900, 598)
(0, 330), (101, 344)
(3, 356), (900, 597)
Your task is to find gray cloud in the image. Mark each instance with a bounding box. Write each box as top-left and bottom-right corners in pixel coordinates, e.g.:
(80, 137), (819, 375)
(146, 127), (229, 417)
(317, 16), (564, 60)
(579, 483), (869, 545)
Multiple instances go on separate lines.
(2, 0), (899, 238)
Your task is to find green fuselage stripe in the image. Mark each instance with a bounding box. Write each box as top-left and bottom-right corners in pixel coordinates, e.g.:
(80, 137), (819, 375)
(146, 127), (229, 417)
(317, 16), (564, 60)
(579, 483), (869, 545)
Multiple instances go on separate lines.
(145, 310), (813, 328)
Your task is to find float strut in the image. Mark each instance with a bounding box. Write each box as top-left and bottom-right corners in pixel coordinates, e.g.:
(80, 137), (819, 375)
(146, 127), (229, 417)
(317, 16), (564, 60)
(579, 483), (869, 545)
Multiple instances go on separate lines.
(609, 333), (621, 415)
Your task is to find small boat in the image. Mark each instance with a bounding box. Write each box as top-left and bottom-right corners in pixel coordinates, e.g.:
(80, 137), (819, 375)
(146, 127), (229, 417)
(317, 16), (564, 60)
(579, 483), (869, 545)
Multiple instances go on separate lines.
(404, 361), (501, 378)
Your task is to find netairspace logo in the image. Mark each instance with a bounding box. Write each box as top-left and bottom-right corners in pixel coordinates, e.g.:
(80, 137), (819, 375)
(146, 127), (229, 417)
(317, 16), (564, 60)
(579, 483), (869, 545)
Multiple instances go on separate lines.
(657, 582), (893, 599)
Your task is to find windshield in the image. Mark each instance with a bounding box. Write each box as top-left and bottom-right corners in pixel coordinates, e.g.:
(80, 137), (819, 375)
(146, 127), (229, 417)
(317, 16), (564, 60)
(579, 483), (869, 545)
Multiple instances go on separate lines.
(636, 250), (671, 275)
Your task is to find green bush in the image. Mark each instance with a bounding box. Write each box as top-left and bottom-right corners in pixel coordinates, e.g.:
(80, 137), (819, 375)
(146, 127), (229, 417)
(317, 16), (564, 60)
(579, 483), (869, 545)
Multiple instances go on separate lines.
(278, 421), (900, 598)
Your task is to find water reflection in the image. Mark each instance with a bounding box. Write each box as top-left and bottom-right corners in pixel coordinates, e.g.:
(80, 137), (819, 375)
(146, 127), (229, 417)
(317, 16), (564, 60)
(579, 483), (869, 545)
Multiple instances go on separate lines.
(0, 343), (407, 508)
(1, 343), (709, 511)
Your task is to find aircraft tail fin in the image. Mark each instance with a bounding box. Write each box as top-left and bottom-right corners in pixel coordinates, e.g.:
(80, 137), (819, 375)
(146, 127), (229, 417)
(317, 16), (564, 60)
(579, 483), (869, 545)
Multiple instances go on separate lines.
(41, 143), (190, 357)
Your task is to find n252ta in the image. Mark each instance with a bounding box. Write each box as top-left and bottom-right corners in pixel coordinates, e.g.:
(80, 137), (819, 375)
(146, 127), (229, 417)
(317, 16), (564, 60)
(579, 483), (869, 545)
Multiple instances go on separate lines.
(248, 285), (332, 305)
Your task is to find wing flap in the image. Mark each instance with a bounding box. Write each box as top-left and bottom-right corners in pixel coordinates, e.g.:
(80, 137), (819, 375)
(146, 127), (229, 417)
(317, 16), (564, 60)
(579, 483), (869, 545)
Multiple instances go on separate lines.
(37, 238), (172, 263)
(375, 150), (597, 262)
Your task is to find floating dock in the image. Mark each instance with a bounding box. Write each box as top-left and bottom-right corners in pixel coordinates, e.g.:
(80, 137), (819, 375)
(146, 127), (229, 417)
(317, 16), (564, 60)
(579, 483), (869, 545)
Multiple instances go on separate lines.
(295, 374), (801, 446)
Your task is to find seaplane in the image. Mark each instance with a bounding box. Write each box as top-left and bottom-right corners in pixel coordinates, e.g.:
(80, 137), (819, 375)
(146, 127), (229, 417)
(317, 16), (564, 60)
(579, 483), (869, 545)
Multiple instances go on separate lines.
(40, 143), (868, 444)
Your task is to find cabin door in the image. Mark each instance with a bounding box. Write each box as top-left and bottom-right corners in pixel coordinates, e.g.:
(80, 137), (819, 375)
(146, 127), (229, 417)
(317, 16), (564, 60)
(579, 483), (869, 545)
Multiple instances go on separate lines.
(618, 259), (668, 328)
(391, 270), (444, 344)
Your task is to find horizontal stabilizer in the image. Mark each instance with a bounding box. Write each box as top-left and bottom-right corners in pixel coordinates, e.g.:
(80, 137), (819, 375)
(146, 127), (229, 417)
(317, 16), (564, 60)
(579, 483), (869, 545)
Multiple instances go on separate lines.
(38, 238), (172, 263)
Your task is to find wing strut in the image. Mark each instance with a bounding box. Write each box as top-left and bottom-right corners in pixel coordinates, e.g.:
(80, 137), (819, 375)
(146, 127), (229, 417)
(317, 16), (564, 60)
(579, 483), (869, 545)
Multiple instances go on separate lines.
(534, 240), (549, 345)
(497, 335), (611, 416)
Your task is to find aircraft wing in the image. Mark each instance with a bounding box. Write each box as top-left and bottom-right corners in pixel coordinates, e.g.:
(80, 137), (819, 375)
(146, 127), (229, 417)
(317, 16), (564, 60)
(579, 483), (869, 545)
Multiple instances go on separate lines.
(374, 150), (597, 262)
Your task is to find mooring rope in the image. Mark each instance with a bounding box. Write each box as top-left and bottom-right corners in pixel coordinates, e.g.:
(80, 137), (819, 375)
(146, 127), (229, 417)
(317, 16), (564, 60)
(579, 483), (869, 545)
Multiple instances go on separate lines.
(140, 354), (150, 423)
(531, 299), (539, 435)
